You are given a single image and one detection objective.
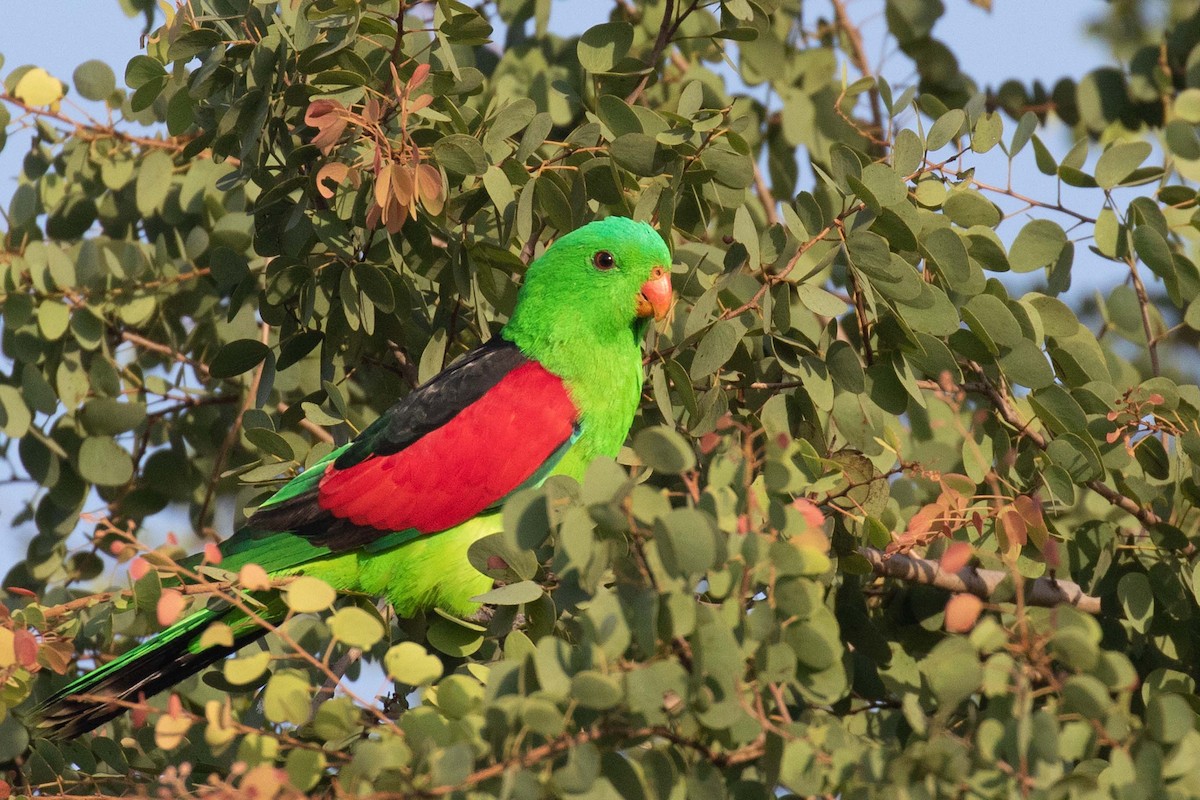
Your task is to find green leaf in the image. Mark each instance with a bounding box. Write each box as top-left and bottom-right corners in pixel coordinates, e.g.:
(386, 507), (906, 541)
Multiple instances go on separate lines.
(633, 425), (696, 473)
(209, 339), (270, 379)
(244, 427), (295, 461)
(571, 671), (623, 709)
(1008, 219), (1067, 273)
(427, 616), (484, 657)
(690, 320), (739, 380)
(263, 670), (311, 725)
(921, 227), (971, 284)
(224, 650), (271, 686)
(433, 134), (488, 175)
(1028, 386), (1087, 436)
(78, 436), (134, 486)
(124, 55), (166, 89)
(1146, 694), (1194, 744)
(611, 132), (661, 176)
(329, 606), (385, 648)
(1094, 141), (1152, 189)
(1117, 572), (1153, 633)
(80, 398), (147, 436)
(0, 384), (33, 439)
(926, 109), (965, 151)
(384, 642), (444, 686)
(921, 637), (982, 711)
(1132, 225), (1175, 282)
(577, 22), (634, 73)
(135, 150), (175, 217)
(285, 576), (336, 613)
(471, 580), (543, 605)
(285, 748), (326, 793)
(961, 294), (1022, 350)
(73, 60), (116, 101)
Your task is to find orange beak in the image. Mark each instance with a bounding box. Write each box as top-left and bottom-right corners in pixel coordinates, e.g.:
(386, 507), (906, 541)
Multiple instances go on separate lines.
(636, 266), (672, 321)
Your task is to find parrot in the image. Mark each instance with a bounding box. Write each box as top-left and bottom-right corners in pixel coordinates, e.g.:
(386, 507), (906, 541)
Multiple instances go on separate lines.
(29, 216), (673, 739)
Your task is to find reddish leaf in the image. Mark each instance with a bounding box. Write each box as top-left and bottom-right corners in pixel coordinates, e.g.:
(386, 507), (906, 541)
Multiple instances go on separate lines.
(791, 498), (826, 530)
(1043, 537), (1061, 569)
(304, 98), (343, 127)
(157, 589), (185, 626)
(409, 63), (431, 91)
(316, 162), (350, 200)
(939, 541), (973, 573)
(363, 97), (382, 123)
(306, 99), (348, 151)
(203, 541), (222, 565)
(373, 163), (392, 209)
(40, 639), (75, 674)
(131, 700), (148, 729)
(390, 163), (415, 206)
(945, 593), (983, 633)
(13, 629), (38, 669)
(239, 563), (271, 591)
(997, 505), (1028, 551)
(1014, 495), (1049, 550)
(416, 163), (444, 215)
(130, 556), (150, 580)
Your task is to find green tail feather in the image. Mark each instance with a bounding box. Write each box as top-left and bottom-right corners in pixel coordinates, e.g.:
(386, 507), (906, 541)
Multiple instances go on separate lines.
(28, 601), (281, 740)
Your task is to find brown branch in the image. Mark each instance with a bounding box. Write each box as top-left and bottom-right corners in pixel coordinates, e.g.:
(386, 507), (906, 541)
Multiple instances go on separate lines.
(830, 0), (884, 139)
(120, 330), (211, 378)
(720, 212), (852, 320)
(930, 162), (1097, 225)
(752, 161), (779, 226)
(963, 370), (1162, 528)
(196, 322), (271, 536)
(422, 723), (764, 796)
(859, 547), (1101, 614)
(0, 92), (190, 152)
(624, 0), (700, 105)
(276, 401), (336, 444)
(1126, 255), (1161, 376)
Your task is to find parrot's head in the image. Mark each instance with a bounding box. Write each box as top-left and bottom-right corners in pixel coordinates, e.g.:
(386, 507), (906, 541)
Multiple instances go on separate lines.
(506, 217), (673, 346)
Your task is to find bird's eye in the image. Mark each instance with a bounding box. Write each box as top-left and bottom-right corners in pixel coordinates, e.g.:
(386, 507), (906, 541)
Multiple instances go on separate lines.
(593, 251), (616, 271)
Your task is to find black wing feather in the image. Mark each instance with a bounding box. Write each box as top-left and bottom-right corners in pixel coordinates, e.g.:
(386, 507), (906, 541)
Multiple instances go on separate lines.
(246, 336), (528, 543)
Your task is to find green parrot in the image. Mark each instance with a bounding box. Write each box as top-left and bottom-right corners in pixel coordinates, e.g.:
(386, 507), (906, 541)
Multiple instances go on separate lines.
(31, 216), (673, 739)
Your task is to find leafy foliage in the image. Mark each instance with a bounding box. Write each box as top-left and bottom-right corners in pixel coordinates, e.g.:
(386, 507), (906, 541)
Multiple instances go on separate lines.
(2, 0), (1200, 796)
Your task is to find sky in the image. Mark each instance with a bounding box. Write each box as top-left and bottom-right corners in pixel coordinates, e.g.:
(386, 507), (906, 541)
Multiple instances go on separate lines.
(0, 1), (1120, 572)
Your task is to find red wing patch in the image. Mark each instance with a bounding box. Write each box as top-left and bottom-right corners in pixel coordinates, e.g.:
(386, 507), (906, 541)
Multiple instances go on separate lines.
(316, 362), (578, 533)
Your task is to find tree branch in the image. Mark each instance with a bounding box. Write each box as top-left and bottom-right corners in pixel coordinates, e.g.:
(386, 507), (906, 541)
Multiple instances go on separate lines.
(859, 547), (1101, 614)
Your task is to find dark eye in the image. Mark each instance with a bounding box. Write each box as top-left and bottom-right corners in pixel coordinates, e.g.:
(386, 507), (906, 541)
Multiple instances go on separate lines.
(593, 250), (616, 270)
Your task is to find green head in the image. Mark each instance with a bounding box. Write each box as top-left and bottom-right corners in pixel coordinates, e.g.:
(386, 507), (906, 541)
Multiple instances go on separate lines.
(503, 217), (672, 351)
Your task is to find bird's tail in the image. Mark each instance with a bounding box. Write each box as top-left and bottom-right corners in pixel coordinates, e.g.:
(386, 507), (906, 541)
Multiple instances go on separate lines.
(27, 601), (279, 740)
